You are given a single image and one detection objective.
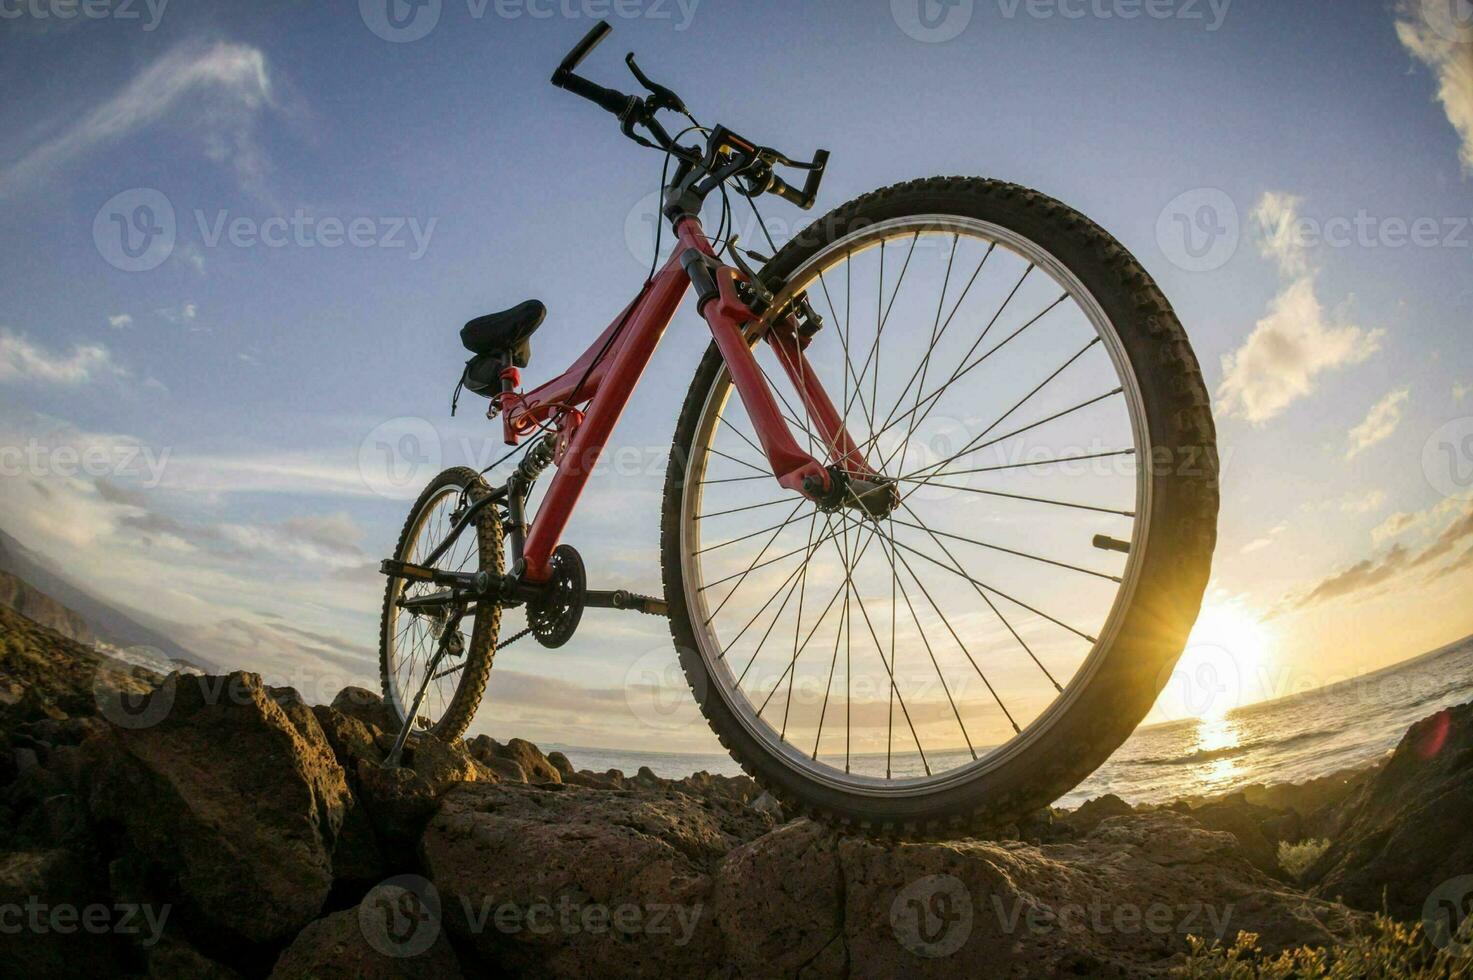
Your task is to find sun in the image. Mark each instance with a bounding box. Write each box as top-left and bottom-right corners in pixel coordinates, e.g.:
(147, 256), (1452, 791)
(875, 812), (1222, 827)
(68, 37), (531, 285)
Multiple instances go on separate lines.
(1148, 600), (1277, 723)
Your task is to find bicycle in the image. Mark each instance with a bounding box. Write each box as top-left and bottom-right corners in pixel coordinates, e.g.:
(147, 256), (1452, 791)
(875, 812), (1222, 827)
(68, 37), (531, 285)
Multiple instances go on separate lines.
(378, 21), (1219, 833)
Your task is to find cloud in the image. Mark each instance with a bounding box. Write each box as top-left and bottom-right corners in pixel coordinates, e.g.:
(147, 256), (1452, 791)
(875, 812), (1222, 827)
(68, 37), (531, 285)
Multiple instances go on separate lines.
(1279, 499), (1473, 612)
(1215, 194), (1383, 424)
(107, 314), (133, 329)
(0, 327), (125, 385)
(0, 41), (277, 197)
(1347, 388), (1411, 459)
(1373, 510), (1422, 545)
(1396, 0), (1473, 173)
(1340, 489), (1388, 514)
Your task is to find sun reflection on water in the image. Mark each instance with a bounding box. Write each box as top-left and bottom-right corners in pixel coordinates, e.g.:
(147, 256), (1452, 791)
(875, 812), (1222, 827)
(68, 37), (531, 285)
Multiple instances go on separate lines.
(1183, 714), (1246, 796)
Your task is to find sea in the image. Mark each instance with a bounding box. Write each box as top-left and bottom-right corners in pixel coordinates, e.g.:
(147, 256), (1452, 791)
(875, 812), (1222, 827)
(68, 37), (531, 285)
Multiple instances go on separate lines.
(547, 634), (1473, 808)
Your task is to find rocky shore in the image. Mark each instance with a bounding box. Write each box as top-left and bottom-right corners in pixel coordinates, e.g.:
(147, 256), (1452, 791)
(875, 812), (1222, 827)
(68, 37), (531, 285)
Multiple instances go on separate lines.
(2, 603), (1470, 977)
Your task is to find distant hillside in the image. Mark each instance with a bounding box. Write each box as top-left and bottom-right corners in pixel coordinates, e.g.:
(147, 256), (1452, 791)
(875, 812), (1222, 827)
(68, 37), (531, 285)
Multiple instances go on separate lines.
(0, 569), (95, 646)
(0, 528), (215, 671)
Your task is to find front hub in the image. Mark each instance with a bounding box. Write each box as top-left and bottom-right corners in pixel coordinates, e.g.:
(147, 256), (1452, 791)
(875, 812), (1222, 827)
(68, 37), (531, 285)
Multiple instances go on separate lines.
(806, 465), (901, 520)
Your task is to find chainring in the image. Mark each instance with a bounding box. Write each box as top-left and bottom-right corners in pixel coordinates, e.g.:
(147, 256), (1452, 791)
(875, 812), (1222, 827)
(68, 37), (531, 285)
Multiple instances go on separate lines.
(527, 544), (585, 649)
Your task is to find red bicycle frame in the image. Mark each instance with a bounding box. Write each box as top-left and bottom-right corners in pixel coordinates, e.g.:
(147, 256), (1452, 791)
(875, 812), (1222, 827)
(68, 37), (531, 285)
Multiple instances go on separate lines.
(495, 215), (870, 582)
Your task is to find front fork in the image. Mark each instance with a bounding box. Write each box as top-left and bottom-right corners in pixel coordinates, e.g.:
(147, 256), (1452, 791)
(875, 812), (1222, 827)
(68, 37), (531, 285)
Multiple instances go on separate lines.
(677, 218), (875, 497)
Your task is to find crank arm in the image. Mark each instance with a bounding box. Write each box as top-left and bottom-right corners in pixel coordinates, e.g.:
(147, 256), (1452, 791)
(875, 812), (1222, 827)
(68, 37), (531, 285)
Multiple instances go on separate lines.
(584, 589), (668, 616)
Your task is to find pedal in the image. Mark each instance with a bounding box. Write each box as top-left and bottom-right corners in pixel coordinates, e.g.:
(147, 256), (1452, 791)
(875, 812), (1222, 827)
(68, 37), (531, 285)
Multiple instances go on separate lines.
(613, 590), (668, 616)
(380, 558), (436, 581)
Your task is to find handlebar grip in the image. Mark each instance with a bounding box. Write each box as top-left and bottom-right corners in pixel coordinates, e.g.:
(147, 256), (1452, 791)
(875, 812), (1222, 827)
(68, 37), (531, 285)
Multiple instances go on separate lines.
(553, 21), (611, 82)
(768, 150), (829, 210)
(559, 73), (633, 116)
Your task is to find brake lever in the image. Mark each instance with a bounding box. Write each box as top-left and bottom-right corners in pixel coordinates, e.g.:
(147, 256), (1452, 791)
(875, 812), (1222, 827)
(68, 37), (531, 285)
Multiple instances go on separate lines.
(625, 52), (687, 115)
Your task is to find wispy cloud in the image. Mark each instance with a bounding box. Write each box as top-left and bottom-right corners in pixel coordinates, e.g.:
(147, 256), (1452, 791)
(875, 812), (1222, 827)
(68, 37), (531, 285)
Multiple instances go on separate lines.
(1278, 499), (1473, 612)
(1216, 193), (1383, 424)
(1396, 0), (1473, 173)
(0, 41), (277, 197)
(0, 327), (125, 385)
(1346, 387), (1411, 459)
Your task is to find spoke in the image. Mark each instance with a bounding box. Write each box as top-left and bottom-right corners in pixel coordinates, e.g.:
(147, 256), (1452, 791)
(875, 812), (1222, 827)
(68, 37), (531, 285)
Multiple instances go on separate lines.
(865, 283), (1066, 460)
(697, 495), (798, 521)
(700, 519), (841, 595)
(702, 502), (810, 623)
(694, 500), (808, 556)
(895, 499), (1064, 691)
(883, 531), (1097, 644)
(712, 517), (845, 652)
(926, 448), (1135, 480)
(892, 233), (963, 473)
(902, 387), (1125, 488)
(888, 516), (1122, 581)
(869, 515), (1012, 739)
(739, 514), (824, 688)
(885, 334), (1100, 477)
(704, 445), (770, 477)
(815, 265), (875, 437)
(699, 473), (772, 486)
(779, 512), (820, 738)
(903, 484), (1134, 518)
(825, 523), (931, 777)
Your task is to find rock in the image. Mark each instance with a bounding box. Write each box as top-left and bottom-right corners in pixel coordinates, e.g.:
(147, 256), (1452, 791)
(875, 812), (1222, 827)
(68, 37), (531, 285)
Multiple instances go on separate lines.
(421, 781), (776, 976)
(466, 735), (562, 784)
(269, 904), (463, 979)
(329, 687), (400, 735)
(1054, 793), (1134, 837)
(85, 671), (354, 946)
(1185, 793), (1286, 878)
(547, 751), (575, 778)
(1310, 701), (1473, 919)
(312, 704), (384, 772)
(715, 820), (842, 976)
(839, 811), (1364, 977)
(0, 849), (119, 977)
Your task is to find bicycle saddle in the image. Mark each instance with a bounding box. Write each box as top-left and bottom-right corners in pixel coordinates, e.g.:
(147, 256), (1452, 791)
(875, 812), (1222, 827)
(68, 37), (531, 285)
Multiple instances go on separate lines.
(461, 300), (546, 366)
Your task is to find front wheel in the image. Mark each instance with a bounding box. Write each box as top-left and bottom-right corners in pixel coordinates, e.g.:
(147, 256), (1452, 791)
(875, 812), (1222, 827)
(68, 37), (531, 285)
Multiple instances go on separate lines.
(660, 177), (1218, 833)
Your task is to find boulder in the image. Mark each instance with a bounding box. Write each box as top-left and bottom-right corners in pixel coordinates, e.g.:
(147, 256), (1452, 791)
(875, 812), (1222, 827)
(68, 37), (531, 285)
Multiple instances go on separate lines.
(329, 687), (400, 735)
(1184, 793), (1286, 878)
(466, 735), (562, 784)
(269, 902), (463, 979)
(839, 811), (1364, 977)
(421, 781), (775, 976)
(1310, 701), (1473, 919)
(0, 849), (120, 977)
(85, 672), (353, 946)
(1054, 793), (1134, 837)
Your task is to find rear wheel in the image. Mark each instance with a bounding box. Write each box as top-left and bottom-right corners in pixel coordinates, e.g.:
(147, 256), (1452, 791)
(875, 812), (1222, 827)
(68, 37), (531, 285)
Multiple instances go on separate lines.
(660, 177), (1218, 833)
(379, 467), (502, 741)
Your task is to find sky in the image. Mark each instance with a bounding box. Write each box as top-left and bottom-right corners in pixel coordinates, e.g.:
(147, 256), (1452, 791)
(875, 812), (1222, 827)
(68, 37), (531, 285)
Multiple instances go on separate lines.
(1, 0), (1471, 755)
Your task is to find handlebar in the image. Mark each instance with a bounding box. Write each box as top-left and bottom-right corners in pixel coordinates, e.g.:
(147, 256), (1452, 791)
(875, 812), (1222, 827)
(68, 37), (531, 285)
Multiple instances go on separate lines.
(550, 21), (829, 211)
